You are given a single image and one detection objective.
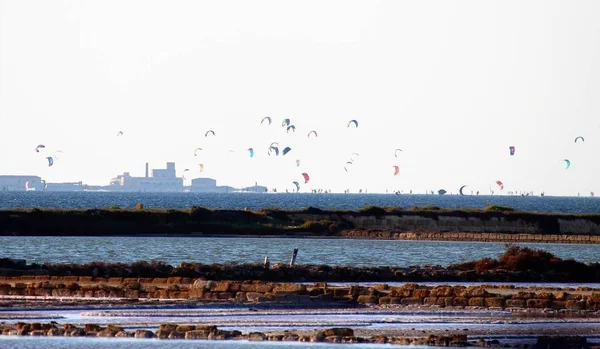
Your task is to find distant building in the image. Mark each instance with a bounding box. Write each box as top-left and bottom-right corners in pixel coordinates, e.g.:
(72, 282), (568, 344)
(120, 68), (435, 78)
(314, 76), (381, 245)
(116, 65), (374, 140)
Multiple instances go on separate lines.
(83, 185), (104, 191)
(151, 162), (176, 178)
(190, 178), (219, 192)
(190, 178), (266, 193)
(190, 177), (231, 192)
(46, 182), (84, 192)
(241, 182), (268, 193)
(108, 162), (183, 192)
(0, 175), (42, 191)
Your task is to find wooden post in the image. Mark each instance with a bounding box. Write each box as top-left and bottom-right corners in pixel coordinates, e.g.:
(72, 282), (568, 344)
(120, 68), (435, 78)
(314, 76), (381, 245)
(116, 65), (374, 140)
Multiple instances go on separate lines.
(263, 256), (270, 269)
(289, 248), (298, 266)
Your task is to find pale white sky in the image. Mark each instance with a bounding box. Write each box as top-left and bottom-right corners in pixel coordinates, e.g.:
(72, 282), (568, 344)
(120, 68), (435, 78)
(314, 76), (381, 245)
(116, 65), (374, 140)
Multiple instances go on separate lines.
(1, 1), (599, 195)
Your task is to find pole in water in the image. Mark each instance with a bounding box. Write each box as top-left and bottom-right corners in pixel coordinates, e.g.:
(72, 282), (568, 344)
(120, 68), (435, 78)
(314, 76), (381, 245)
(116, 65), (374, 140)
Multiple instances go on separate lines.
(289, 248), (299, 266)
(263, 256), (270, 269)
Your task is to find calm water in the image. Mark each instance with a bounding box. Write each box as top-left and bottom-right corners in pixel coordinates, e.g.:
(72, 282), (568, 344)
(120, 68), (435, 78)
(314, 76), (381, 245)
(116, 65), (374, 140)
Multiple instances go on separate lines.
(1, 192), (600, 213)
(1, 237), (598, 266)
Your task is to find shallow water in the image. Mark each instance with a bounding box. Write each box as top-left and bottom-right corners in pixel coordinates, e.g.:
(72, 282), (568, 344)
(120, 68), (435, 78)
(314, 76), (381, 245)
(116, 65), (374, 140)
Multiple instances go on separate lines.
(0, 306), (598, 348)
(2, 192), (599, 213)
(0, 307), (593, 331)
(0, 337), (425, 349)
(1, 236), (598, 266)
(0, 336), (597, 349)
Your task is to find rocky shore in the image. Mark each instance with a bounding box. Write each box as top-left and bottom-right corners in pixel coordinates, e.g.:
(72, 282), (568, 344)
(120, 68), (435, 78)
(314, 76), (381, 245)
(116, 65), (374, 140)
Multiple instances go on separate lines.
(0, 322), (596, 348)
(0, 276), (599, 312)
(0, 236), (597, 347)
(2, 205), (600, 243)
(0, 251), (598, 347)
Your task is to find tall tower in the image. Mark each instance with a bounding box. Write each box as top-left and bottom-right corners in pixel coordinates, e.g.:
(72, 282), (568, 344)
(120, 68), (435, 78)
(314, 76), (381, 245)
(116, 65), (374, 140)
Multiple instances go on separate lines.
(145, 163), (149, 178)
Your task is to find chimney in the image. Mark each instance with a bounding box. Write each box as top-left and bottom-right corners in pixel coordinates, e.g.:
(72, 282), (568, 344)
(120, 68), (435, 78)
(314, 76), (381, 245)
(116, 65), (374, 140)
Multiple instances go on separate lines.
(145, 163), (149, 178)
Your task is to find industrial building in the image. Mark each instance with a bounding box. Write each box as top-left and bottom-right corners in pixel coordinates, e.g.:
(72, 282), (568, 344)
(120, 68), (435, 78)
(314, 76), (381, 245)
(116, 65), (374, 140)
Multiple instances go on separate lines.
(190, 178), (223, 192)
(1, 162), (266, 193)
(108, 162), (183, 192)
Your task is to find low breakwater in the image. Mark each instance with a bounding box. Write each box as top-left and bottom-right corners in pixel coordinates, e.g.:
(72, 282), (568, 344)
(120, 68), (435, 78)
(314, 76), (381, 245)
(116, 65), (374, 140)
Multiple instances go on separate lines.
(0, 323), (474, 346)
(3, 323), (597, 348)
(340, 230), (600, 243)
(1, 277), (599, 313)
(5, 323), (590, 348)
(2, 206), (600, 243)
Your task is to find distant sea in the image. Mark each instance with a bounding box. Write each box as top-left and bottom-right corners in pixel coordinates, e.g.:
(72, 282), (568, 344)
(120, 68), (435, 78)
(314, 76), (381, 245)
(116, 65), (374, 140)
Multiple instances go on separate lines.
(0, 192), (599, 213)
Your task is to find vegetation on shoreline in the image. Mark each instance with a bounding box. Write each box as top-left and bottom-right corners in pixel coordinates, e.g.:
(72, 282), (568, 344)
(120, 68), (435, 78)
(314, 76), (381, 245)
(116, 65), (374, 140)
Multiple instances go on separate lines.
(1, 246), (598, 282)
(2, 205), (600, 237)
(450, 245), (598, 281)
(5, 203), (600, 216)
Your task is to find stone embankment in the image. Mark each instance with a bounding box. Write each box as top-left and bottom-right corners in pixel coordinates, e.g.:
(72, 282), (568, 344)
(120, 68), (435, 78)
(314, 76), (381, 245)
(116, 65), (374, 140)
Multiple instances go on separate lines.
(1, 277), (599, 312)
(310, 212), (600, 235)
(293, 211), (600, 243)
(2, 206), (600, 243)
(0, 322), (593, 348)
(339, 230), (600, 243)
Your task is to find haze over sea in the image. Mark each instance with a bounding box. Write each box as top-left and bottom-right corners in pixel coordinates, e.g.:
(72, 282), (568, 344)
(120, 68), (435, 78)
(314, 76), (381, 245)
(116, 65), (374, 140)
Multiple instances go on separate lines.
(1, 192), (600, 213)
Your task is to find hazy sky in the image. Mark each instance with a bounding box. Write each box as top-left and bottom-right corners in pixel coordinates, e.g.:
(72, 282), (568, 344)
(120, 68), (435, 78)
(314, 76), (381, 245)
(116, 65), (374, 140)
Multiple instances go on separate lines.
(1, 1), (599, 195)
